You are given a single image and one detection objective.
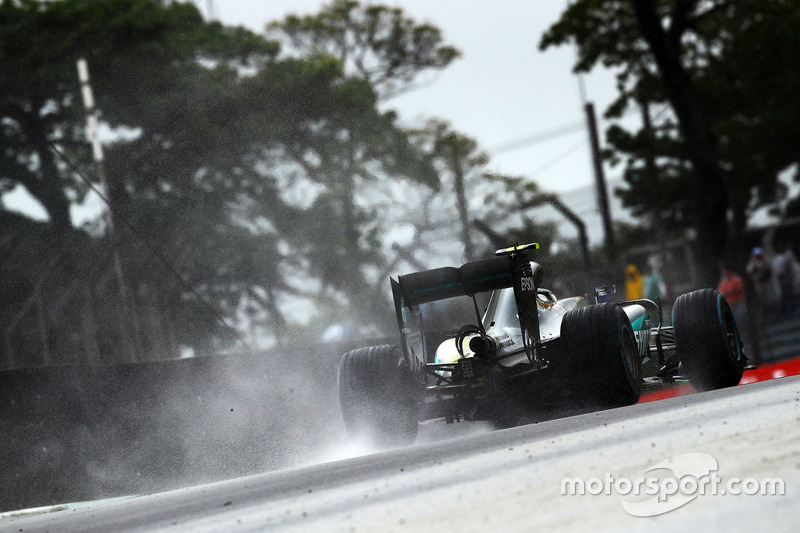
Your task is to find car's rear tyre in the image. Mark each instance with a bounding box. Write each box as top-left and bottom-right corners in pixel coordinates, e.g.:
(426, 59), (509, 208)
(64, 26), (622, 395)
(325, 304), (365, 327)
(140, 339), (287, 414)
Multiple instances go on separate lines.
(338, 344), (419, 448)
(560, 303), (641, 407)
(672, 288), (744, 392)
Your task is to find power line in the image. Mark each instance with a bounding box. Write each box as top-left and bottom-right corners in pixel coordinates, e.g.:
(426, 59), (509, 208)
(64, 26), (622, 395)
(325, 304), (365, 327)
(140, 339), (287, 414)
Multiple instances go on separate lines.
(489, 106), (642, 156)
(527, 138), (588, 180)
(489, 120), (586, 155)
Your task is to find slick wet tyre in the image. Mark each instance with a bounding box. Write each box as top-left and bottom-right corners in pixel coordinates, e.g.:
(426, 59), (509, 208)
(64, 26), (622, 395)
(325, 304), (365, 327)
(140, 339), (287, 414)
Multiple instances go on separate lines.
(560, 303), (641, 407)
(338, 345), (419, 448)
(672, 288), (744, 391)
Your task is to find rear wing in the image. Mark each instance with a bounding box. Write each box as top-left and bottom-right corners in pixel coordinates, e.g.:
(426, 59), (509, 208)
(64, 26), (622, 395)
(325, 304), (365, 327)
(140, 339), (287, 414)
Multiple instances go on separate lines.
(391, 243), (542, 364)
(395, 256), (514, 308)
(391, 257), (513, 365)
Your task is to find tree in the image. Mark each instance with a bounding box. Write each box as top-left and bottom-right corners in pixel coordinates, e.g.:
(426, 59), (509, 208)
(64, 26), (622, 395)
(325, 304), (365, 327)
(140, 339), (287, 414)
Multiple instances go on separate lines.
(2, 0), (468, 364)
(0, 0), (279, 236)
(389, 119), (560, 272)
(541, 0), (800, 285)
(0, 0), (300, 361)
(266, 1), (461, 323)
(428, 120), (489, 262)
(95, 11), (442, 342)
(268, 0), (460, 99)
(259, 64), (440, 323)
(270, 2), (565, 293)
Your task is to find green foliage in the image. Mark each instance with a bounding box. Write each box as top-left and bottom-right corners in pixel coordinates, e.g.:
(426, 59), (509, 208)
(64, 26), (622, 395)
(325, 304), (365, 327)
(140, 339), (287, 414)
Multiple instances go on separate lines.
(0, 0), (280, 237)
(541, 0), (800, 284)
(605, 119), (694, 232)
(475, 172), (559, 252)
(542, 0), (800, 217)
(0, 0), (454, 366)
(268, 0), (460, 99)
(427, 120), (489, 261)
(259, 2), (455, 321)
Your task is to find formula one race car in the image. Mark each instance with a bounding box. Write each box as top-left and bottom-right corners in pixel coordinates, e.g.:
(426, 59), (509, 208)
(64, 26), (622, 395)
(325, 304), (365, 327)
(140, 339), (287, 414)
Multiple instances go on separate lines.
(337, 243), (747, 447)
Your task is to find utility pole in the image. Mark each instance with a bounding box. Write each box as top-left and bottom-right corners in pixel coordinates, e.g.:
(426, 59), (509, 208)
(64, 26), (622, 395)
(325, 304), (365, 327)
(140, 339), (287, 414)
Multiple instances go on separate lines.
(449, 144), (475, 262)
(77, 58), (144, 363)
(584, 101), (616, 257)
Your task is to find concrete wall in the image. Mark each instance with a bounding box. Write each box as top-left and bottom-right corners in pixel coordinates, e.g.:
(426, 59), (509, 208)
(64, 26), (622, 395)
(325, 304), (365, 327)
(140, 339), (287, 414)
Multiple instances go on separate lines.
(0, 340), (382, 512)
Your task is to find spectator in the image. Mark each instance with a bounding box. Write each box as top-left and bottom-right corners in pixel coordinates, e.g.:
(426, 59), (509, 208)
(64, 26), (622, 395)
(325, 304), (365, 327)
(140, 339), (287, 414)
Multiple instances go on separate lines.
(718, 265), (748, 353)
(773, 242), (798, 316)
(643, 264), (666, 301)
(747, 247), (776, 315)
(625, 264), (643, 300)
(718, 265), (744, 306)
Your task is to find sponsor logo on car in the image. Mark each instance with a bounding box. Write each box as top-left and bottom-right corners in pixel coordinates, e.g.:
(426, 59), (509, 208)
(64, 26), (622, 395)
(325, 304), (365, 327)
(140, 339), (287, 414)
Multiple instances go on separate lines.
(520, 277), (536, 291)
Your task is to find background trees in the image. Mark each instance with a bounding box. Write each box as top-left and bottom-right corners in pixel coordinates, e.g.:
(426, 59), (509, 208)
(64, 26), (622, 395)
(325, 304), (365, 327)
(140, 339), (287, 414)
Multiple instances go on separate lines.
(2, 0), (289, 363)
(0, 0), (465, 366)
(4, 0), (799, 368)
(541, 0), (800, 285)
(267, 0), (460, 100)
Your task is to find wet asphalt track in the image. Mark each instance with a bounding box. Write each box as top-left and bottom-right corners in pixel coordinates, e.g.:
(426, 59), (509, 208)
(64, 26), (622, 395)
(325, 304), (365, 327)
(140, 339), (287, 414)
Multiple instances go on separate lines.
(2, 374), (799, 533)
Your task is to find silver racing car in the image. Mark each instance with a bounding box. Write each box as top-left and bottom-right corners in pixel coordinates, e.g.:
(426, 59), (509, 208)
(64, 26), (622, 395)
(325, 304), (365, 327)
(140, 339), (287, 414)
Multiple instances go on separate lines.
(338, 243), (748, 447)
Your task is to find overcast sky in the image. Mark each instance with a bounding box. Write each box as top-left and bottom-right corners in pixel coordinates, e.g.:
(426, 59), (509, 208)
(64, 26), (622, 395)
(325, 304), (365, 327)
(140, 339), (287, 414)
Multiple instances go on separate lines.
(213, 0), (632, 194)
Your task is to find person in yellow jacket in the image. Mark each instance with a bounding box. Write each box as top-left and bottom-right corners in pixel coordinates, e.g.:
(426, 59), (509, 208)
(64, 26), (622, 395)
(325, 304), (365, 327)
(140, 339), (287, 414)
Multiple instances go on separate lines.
(625, 263), (644, 300)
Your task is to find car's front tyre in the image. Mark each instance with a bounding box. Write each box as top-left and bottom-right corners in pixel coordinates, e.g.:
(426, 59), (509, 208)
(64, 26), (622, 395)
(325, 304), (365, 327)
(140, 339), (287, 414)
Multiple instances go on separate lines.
(672, 288), (744, 391)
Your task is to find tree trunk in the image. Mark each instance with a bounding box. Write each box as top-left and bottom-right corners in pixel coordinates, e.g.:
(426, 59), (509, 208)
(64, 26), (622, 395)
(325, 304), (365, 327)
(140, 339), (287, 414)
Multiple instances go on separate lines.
(633, 0), (730, 287)
(450, 145), (474, 262)
(16, 95), (74, 239)
(24, 142), (73, 240)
